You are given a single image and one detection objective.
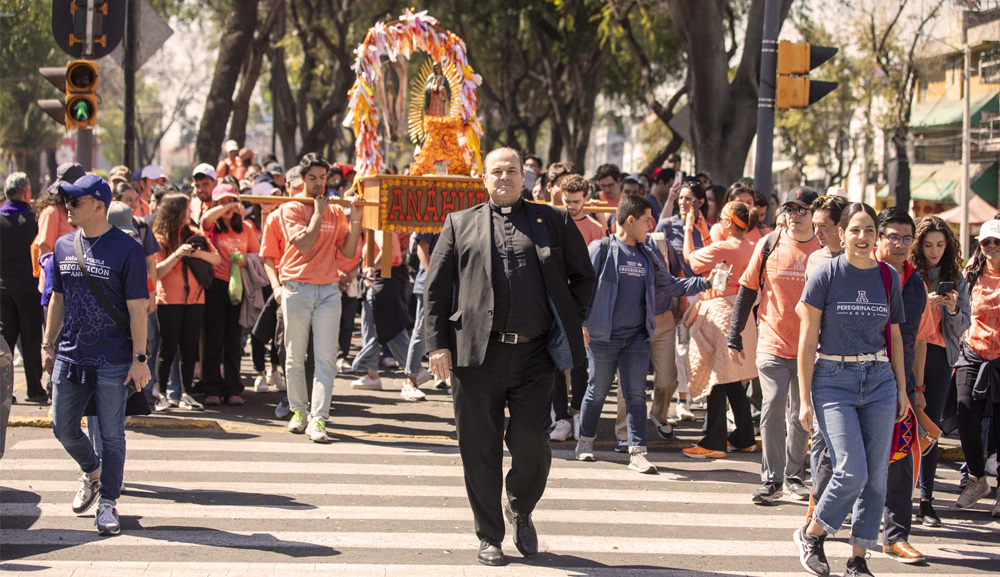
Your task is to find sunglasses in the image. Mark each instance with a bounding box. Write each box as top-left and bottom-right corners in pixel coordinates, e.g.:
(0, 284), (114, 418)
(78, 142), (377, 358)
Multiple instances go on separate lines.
(784, 206), (809, 217)
(64, 196), (94, 208)
(981, 238), (1000, 247)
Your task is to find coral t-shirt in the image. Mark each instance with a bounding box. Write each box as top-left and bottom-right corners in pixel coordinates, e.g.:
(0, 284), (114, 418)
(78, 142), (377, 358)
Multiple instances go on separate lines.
(260, 209), (285, 276)
(363, 230), (408, 268)
(208, 222), (260, 281)
(739, 230), (821, 358)
(915, 290), (947, 349)
(35, 204), (74, 251)
(712, 222), (769, 245)
(260, 197), (349, 285)
(154, 238), (219, 305)
(573, 215), (606, 247)
(967, 267), (1000, 360)
(688, 236), (754, 300)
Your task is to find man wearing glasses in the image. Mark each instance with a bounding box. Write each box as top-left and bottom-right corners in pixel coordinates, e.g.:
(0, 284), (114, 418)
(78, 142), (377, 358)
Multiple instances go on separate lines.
(42, 174), (151, 536)
(729, 186), (821, 505)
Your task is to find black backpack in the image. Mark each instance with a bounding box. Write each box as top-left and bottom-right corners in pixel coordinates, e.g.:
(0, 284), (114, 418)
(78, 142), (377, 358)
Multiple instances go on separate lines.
(181, 235), (214, 300)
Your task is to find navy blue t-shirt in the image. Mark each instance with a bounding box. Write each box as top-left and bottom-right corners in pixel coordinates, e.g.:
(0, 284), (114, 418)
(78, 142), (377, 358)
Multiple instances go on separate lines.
(51, 228), (149, 366)
(610, 238), (647, 339)
(411, 232), (439, 296)
(801, 255), (905, 357)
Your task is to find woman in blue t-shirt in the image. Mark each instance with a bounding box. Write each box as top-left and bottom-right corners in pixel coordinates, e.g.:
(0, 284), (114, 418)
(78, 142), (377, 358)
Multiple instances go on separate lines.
(792, 203), (908, 577)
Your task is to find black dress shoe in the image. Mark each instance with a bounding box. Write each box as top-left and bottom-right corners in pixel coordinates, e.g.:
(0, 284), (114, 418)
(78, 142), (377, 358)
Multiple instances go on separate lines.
(504, 502), (538, 556)
(477, 539), (505, 566)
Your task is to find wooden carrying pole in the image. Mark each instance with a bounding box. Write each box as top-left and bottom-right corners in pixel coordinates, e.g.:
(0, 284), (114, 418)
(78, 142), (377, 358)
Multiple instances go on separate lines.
(238, 194), (378, 208)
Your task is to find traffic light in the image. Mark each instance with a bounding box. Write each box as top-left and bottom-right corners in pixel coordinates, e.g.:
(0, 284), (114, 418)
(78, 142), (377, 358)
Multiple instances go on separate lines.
(66, 60), (98, 129)
(35, 60), (98, 130)
(70, 0), (109, 49)
(776, 41), (838, 110)
(52, 0), (124, 60)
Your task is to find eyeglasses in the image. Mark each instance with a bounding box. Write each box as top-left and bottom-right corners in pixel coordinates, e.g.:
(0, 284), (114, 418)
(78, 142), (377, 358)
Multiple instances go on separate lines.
(981, 238), (999, 247)
(64, 196), (93, 208)
(785, 206), (809, 217)
(881, 233), (914, 246)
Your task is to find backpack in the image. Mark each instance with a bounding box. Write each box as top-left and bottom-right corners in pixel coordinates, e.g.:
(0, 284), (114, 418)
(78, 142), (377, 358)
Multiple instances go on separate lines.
(756, 230), (781, 291)
(598, 235), (659, 275)
(180, 235), (215, 300)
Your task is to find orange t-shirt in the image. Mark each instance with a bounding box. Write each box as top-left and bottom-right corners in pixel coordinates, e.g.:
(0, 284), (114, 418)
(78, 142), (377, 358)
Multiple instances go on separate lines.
(573, 215), (606, 247)
(967, 267), (1000, 361)
(154, 240), (219, 305)
(915, 286), (947, 349)
(35, 204), (74, 251)
(363, 231), (407, 268)
(739, 230), (821, 358)
(260, 198), (349, 285)
(208, 222), (260, 281)
(689, 236), (754, 300)
(261, 209), (285, 276)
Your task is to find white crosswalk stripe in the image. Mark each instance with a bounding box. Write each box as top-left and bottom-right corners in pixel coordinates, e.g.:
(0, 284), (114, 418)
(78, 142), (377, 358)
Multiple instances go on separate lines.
(2, 433), (996, 577)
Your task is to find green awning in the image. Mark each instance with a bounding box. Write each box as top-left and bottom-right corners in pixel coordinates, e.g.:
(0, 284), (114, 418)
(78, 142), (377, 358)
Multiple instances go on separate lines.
(876, 161), (995, 202)
(909, 90), (998, 129)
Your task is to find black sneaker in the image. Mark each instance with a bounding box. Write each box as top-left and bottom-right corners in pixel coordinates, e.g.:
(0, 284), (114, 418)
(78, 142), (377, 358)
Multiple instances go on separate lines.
(785, 478), (811, 501)
(752, 481), (783, 505)
(793, 526), (830, 576)
(844, 555), (874, 577)
(916, 499), (941, 527)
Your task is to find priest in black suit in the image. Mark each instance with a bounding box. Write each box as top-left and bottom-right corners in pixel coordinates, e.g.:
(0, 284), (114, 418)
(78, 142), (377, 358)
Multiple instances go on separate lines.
(424, 147), (595, 566)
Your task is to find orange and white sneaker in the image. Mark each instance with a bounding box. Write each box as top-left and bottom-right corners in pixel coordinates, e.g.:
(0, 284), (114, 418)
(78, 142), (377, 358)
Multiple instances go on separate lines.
(727, 442), (758, 453)
(682, 446), (726, 459)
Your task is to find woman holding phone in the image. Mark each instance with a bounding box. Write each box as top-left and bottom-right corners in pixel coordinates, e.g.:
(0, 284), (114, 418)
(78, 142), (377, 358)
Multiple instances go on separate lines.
(794, 203), (908, 577)
(909, 216), (971, 525)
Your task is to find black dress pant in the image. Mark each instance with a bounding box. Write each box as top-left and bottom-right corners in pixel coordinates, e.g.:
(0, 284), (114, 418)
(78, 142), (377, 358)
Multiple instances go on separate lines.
(699, 381), (755, 452)
(338, 294), (360, 360)
(451, 339), (555, 543)
(553, 364), (589, 420)
(0, 287), (44, 398)
(156, 304), (204, 395)
(882, 451), (914, 545)
(919, 344), (952, 500)
(199, 281), (244, 397)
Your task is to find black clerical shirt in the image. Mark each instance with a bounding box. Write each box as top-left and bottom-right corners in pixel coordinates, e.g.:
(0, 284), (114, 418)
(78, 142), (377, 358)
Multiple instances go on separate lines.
(489, 199), (552, 339)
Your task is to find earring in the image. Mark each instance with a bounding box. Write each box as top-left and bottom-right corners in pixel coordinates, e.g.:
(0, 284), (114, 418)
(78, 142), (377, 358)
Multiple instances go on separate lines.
(840, 240), (846, 249)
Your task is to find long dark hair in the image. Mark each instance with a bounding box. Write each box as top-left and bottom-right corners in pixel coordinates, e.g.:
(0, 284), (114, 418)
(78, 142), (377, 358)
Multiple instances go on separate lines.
(965, 243), (987, 290)
(910, 216), (962, 285)
(720, 201), (758, 236)
(33, 189), (63, 216)
(838, 202), (878, 229)
(153, 194), (197, 256)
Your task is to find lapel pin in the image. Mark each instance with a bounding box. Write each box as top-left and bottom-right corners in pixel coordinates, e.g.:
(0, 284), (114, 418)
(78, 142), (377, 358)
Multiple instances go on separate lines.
(537, 218), (542, 223)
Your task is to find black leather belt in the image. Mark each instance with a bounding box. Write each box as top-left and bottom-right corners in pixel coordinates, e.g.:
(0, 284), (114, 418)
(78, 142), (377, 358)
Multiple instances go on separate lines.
(490, 331), (535, 345)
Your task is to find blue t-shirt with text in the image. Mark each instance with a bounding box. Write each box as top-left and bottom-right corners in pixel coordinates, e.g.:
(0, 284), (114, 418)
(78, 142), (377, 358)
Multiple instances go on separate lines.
(610, 238), (647, 339)
(801, 255), (905, 357)
(51, 228), (149, 366)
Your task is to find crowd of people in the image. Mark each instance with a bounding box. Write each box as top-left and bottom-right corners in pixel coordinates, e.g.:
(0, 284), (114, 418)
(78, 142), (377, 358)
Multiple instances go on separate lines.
(1, 144), (997, 573)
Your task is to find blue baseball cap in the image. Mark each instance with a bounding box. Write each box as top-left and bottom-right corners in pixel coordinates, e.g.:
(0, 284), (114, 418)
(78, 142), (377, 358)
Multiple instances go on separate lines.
(57, 174), (112, 206)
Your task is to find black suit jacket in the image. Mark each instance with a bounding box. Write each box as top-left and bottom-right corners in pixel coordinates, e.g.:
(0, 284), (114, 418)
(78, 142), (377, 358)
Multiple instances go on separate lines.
(424, 200), (596, 369)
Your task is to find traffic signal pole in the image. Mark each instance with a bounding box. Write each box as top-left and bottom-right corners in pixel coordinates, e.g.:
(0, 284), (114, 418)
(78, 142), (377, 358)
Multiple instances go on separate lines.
(124, 0), (136, 169)
(753, 0), (780, 199)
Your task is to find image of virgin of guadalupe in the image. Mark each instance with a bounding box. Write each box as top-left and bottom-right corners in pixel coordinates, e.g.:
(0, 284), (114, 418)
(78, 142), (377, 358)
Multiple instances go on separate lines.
(423, 61), (451, 117)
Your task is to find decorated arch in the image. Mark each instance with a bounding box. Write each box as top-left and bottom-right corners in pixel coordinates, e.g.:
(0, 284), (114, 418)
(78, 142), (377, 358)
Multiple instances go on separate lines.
(345, 9), (484, 180)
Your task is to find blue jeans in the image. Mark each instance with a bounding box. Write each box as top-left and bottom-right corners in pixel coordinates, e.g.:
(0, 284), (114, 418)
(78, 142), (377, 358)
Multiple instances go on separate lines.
(282, 280), (341, 422)
(579, 336), (650, 448)
(51, 360), (130, 503)
(404, 295), (427, 377)
(351, 289), (414, 377)
(811, 358), (897, 549)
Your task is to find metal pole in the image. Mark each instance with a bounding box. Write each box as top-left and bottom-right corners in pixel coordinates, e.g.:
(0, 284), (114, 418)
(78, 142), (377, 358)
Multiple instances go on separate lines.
(961, 40), (971, 259)
(123, 0), (137, 170)
(77, 129), (93, 171)
(753, 0), (781, 199)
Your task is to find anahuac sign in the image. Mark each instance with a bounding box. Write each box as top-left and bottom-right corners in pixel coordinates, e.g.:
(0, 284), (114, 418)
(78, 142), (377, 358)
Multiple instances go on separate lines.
(358, 175), (487, 233)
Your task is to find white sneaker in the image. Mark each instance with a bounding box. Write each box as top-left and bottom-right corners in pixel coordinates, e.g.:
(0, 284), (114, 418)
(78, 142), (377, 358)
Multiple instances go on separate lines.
(306, 419), (330, 443)
(267, 370), (286, 391)
(677, 403), (696, 421)
(992, 493), (1000, 518)
(336, 358), (355, 374)
(413, 369), (434, 386)
(666, 403), (679, 425)
(351, 375), (382, 390)
(153, 395), (170, 413)
(628, 448), (657, 474)
(400, 382), (426, 402)
(72, 472), (101, 514)
(178, 393), (204, 411)
(94, 502), (120, 536)
(253, 375), (269, 393)
(550, 419), (573, 441)
(572, 413), (581, 440)
(986, 453), (998, 477)
(288, 411), (308, 434)
(575, 439), (595, 461)
(956, 475), (990, 508)
(381, 356), (398, 368)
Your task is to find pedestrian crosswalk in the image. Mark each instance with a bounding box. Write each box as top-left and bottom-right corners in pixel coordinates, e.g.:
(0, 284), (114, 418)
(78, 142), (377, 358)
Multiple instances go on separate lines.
(1, 432), (997, 576)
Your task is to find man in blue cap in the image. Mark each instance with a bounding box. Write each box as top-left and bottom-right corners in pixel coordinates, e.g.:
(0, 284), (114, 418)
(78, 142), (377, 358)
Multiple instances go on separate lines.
(41, 174), (150, 536)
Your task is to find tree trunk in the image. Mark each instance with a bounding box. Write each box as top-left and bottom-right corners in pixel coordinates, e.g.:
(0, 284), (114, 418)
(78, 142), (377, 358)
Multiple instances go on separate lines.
(889, 134), (910, 211)
(194, 0), (259, 164)
(547, 128), (563, 168)
(642, 133), (683, 175)
(229, 1), (284, 149)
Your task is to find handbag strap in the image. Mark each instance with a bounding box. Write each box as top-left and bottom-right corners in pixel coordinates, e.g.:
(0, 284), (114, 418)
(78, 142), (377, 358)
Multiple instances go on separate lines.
(878, 261), (891, 360)
(74, 230), (132, 340)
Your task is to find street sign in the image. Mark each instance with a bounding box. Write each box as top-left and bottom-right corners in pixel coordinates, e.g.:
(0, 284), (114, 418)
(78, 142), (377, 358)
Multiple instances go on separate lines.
(106, 0), (173, 70)
(52, 0), (125, 59)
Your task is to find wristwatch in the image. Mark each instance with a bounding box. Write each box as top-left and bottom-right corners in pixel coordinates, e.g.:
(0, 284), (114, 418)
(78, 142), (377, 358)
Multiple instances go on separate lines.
(134, 353), (148, 364)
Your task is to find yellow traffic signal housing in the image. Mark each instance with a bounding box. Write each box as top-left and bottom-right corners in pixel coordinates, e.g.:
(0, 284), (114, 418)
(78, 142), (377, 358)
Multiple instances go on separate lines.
(65, 60), (98, 129)
(776, 41), (838, 110)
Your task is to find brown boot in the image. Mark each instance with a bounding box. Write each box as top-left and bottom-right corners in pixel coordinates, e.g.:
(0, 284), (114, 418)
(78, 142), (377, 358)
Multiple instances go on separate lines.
(883, 541), (925, 564)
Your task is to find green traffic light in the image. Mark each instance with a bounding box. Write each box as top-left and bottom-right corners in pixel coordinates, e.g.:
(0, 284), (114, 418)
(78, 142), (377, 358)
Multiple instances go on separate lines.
(69, 99), (92, 121)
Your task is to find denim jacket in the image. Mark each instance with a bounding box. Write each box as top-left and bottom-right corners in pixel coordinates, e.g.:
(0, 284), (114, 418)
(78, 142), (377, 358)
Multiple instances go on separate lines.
(585, 235), (706, 343)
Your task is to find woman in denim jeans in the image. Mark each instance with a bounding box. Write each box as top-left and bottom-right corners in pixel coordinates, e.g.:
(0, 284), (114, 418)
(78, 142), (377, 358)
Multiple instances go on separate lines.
(793, 203), (909, 577)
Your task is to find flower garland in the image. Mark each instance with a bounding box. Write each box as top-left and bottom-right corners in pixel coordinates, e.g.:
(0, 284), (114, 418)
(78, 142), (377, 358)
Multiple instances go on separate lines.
(345, 9), (483, 181)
